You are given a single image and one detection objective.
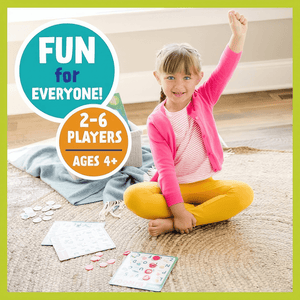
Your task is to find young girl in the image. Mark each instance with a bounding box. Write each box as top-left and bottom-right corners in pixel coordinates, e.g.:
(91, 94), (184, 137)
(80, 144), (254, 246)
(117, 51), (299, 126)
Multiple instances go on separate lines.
(124, 10), (254, 237)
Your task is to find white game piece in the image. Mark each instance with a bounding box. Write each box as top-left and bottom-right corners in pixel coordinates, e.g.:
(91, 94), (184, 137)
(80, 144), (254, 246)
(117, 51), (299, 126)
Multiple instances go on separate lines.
(46, 201), (55, 206)
(51, 204), (61, 210)
(33, 206), (42, 211)
(23, 207), (35, 214)
(99, 262), (108, 268)
(42, 206), (51, 212)
(27, 212), (37, 218)
(43, 216), (52, 221)
(45, 211), (54, 216)
(33, 217), (42, 223)
(107, 259), (116, 264)
(20, 213), (29, 220)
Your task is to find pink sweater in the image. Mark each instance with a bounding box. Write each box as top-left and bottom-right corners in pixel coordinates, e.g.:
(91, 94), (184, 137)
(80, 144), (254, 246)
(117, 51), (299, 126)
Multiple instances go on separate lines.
(147, 44), (242, 207)
(164, 104), (216, 183)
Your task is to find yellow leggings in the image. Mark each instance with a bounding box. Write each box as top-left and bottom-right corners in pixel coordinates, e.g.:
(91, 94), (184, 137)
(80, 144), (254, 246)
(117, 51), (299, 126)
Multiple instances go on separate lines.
(123, 177), (254, 226)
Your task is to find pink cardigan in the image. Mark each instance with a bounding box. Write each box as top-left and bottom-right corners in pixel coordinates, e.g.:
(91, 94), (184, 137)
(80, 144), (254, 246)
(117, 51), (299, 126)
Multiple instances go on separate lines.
(147, 44), (242, 207)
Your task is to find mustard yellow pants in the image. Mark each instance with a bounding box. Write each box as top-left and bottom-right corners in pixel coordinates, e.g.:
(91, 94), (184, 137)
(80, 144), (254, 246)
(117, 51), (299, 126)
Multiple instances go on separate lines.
(123, 177), (254, 226)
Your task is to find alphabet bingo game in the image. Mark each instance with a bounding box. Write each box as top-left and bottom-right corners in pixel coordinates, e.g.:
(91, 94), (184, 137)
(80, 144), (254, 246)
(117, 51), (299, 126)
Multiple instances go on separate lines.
(110, 252), (178, 292)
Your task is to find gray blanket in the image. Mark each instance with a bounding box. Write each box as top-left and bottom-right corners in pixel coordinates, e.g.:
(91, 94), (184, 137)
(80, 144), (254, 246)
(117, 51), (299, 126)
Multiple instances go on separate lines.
(8, 145), (154, 205)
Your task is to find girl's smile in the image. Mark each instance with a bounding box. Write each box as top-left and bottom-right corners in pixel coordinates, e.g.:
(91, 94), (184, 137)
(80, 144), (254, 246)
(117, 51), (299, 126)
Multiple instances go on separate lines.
(154, 70), (203, 112)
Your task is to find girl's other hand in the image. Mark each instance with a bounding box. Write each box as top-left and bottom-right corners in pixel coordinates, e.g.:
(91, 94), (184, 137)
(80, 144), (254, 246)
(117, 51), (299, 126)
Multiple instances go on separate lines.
(228, 10), (248, 37)
(173, 210), (197, 234)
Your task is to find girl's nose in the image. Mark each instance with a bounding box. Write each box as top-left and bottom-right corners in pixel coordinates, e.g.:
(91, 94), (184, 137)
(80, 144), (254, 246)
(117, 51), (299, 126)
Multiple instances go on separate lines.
(174, 79), (184, 88)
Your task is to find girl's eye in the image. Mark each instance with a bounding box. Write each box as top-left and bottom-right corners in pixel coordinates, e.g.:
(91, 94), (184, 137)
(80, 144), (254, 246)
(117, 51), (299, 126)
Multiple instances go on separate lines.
(167, 76), (175, 80)
(184, 76), (191, 80)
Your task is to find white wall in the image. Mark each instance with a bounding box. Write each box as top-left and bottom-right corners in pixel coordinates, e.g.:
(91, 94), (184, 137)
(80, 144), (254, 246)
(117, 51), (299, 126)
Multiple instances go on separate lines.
(8, 8), (293, 115)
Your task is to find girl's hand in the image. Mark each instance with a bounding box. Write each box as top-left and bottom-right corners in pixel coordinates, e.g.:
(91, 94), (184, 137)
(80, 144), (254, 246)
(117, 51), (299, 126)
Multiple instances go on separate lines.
(173, 210), (197, 234)
(228, 10), (248, 37)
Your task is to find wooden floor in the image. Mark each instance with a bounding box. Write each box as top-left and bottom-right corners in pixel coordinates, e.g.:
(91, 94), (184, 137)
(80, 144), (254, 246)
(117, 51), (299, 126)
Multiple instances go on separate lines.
(8, 88), (293, 151)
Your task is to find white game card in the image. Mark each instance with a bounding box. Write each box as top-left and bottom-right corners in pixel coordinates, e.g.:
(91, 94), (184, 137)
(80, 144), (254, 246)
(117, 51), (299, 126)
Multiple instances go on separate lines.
(41, 221), (105, 246)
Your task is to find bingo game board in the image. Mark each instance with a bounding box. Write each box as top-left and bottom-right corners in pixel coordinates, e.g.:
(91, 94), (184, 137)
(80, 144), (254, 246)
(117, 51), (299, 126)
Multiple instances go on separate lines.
(110, 252), (178, 292)
(42, 221), (115, 261)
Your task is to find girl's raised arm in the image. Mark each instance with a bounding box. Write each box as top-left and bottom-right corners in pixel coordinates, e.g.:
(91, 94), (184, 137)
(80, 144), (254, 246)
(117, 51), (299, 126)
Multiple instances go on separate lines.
(228, 10), (248, 53)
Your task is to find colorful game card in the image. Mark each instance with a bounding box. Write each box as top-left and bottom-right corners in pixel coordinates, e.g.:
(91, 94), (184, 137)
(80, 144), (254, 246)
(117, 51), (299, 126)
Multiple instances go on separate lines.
(107, 93), (131, 130)
(109, 252), (178, 292)
(41, 221), (106, 246)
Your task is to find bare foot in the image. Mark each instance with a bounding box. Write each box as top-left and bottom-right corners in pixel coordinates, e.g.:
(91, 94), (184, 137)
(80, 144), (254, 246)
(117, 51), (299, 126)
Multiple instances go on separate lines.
(148, 219), (174, 237)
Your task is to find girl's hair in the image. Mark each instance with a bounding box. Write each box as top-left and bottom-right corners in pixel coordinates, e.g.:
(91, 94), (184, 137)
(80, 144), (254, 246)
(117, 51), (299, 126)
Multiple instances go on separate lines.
(155, 43), (202, 102)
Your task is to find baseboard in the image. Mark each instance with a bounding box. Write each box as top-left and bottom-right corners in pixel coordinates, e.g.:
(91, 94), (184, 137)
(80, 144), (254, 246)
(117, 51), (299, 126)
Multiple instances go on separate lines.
(8, 58), (293, 114)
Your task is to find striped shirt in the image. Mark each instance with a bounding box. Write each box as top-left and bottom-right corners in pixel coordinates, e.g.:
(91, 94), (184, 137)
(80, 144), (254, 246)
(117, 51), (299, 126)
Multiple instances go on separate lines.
(164, 104), (216, 183)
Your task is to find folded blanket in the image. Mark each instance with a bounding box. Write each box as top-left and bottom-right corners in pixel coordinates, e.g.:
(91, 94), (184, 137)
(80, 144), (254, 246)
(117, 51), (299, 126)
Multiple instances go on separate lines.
(8, 145), (155, 206)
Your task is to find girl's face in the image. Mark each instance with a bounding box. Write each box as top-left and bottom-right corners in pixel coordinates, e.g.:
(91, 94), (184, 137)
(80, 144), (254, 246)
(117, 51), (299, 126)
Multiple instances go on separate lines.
(154, 69), (203, 112)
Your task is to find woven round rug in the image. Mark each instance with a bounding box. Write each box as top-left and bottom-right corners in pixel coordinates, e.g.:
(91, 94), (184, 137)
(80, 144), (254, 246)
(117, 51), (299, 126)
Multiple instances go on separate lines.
(7, 147), (293, 292)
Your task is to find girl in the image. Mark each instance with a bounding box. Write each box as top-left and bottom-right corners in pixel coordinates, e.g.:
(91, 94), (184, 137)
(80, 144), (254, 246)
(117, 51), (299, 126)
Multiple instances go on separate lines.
(124, 10), (254, 236)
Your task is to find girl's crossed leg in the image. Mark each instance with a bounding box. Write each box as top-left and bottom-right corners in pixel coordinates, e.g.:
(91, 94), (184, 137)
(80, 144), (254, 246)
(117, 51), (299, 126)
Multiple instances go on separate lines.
(123, 177), (254, 236)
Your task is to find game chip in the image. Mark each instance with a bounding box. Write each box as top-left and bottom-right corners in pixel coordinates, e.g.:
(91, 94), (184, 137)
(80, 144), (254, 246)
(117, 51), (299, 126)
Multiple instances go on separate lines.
(33, 217), (42, 223)
(20, 213), (29, 220)
(123, 251), (131, 256)
(46, 201), (55, 206)
(42, 216), (52, 221)
(33, 206), (42, 211)
(107, 259), (116, 264)
(91, 256), (101, 262)
(51, 204), (61, 210)
(45, 211), (54, 216)
(99, 262), (108, 268)
(145, 269), (152, 274)
(149, 263), (157, 268)
(95, 252), (104, 257)
(85, 265), (93, 271)
(143, 275), (151, 281)
(42, 206), (51, 212)
(152, 256), (161, 261)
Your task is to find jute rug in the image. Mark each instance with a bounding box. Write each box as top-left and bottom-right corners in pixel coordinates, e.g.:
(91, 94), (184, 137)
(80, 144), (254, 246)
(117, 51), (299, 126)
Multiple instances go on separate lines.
(7, 147), (293, 292)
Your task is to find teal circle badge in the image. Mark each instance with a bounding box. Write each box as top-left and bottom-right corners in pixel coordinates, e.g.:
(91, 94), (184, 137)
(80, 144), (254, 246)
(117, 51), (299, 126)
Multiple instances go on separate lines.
(15, 19), (119, 122)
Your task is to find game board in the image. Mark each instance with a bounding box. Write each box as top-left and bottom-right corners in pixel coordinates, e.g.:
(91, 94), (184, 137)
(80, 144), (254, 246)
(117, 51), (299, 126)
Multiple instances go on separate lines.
(41, 221), (106, 245)
(42, 221), (115, 261)
(110, 252), (178, 292)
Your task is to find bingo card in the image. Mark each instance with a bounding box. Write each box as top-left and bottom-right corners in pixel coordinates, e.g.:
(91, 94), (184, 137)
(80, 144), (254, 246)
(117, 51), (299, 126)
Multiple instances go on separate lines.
(110, 252), (178, 292)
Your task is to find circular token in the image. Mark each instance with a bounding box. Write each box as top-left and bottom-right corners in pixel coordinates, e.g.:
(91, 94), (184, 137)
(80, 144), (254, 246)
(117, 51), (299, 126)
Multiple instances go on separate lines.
(91, 256), (101, 262)
(159, 265), (165, 269)
(107, 259), (115, 264)
(46, 200), (55, 206)
(123, 251), (131, 256)
(143, 275), (151, 281)
(42, 216), (52, 221)
(33, 217), (42, 223)
(152, 256), (161, 261)
(42, 206), (51, 212)
(33, 206), (42, 211)
(28, 212), (37, 217)
(99, 262), (108, 268)
(149, 263), (157, 268)
(20, 213), (29, 220)
(45, 211), (54, 216)
(23, 207), (33, 213)
(142, 256), (147, 260)
(51, 204), (62, 210)
(145, 269), (152, 274)
(85, 265), (93, 271)
(95, 252), (104, 257)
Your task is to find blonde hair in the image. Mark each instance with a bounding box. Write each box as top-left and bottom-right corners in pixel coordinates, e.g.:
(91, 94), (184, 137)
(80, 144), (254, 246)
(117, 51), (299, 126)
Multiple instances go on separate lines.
(155, 43), (202, 102)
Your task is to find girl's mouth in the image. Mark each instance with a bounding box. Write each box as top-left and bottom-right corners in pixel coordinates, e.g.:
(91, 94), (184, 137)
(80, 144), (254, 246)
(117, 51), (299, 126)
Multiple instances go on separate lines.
(173, 92), (185, 97)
